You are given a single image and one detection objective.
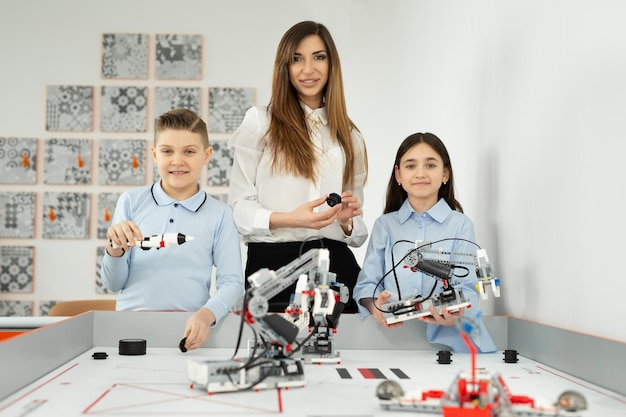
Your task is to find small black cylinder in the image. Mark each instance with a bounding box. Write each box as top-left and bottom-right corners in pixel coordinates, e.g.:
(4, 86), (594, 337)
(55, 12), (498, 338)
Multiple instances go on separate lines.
(119, 338), (147, 355)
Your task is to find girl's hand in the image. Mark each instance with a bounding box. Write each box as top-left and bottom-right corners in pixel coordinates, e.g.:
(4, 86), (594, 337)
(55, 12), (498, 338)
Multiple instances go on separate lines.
(419, 306), (465, 326)
(370, 291), (403, 329)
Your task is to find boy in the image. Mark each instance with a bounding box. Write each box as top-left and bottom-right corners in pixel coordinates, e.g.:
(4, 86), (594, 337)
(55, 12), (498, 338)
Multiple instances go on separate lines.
(101, 109), (244, 351)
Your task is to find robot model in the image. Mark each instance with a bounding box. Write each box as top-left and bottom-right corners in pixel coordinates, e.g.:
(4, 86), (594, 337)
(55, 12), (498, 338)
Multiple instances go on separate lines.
(282, 255), (348, 364)
(381, 240), (501, 325)
(376, 316), (587, 416)
(476, 248), (501, 300)
(187, 248), (348, 394)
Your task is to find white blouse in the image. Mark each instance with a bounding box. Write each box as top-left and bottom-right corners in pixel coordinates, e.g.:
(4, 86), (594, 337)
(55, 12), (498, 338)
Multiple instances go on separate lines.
(227, 105), (368, 247)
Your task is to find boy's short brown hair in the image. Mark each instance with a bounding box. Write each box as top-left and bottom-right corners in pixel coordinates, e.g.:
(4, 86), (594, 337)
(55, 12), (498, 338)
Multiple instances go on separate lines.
(154, 109), (209, 148)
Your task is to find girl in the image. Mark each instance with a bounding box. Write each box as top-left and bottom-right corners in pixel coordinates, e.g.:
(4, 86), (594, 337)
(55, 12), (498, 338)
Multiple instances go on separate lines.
(353, 133), (496, 352)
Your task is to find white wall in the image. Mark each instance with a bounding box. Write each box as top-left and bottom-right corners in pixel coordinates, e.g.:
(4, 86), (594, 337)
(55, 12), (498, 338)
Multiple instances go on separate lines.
(1, 0), (625, 343)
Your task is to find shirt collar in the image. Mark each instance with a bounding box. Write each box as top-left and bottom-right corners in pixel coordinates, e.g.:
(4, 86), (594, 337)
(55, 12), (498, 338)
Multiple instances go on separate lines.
(398, 198), (452, 224)
(151, 181), (207, 212)
(302, 103), (328, 126)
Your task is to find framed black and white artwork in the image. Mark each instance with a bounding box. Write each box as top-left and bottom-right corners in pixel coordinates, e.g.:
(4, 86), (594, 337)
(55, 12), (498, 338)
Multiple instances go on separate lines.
(0, 137), (37, 184)
(100, 86), (148, 132)
(208, 87), (254, 133)
(155, 34), (202, 80)
(46, 85), (93, 132)
(101, 33), (149, 79)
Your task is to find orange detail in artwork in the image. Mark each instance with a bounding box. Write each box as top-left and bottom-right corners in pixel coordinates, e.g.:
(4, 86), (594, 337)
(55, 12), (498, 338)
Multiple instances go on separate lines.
(104, 208), (111, 222)
(77, 153), (84, 168)
(132, 154), (139, 169)
(49, 207), (56, 222)
(22, 152), (30, 168)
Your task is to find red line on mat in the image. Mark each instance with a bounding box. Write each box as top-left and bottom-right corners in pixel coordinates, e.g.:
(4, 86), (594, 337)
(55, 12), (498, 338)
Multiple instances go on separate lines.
(0, 363), (79, 413)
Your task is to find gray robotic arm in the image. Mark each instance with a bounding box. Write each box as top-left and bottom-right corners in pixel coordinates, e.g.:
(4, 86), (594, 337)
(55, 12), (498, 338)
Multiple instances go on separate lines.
(235, 248), (347, 354)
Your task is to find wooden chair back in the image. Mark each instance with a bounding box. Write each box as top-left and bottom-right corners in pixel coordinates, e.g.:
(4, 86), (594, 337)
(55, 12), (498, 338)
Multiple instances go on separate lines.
(48, 299), (116, 316)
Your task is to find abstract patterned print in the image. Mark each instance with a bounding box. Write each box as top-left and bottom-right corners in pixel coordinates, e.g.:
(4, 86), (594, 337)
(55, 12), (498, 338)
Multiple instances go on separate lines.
(154, 87), (201, 117)
(207, 140), (232, 187)
(0, 192), (35, 238)
(46, 85), (93, 131)
(97, 192), (121, 239)
(0, 300), (32, 317)
(0, 246), (34, 293)
(101, 33), (148, 79)
(42, 192), (90, 239)
(100, 86), (148, 132)
(95, 246), (114, 294)
(44, 138), (92, 185)
(208, 87), (255, 133)
(99, 139), (146, 185)
(0, 137), (37, 184)
(155, 34), (202, 80)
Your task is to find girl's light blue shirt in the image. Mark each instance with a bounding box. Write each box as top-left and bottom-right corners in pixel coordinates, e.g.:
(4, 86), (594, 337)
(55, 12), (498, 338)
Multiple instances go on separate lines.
(353, 198), (497, 353)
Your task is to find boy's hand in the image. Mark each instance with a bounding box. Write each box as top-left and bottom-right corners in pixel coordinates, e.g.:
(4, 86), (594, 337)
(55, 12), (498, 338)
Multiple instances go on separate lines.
(181, 308), (216, 350)
(106, 221), (143, 255)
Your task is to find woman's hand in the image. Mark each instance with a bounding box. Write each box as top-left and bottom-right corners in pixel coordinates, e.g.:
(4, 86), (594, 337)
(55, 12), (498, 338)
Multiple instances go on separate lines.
(336, 190), (362, 224)
(270, 196), (341, 230)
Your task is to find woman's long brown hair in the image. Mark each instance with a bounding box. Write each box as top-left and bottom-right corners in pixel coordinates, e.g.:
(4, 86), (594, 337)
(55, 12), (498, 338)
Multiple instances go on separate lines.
(266, 21), (367, 188)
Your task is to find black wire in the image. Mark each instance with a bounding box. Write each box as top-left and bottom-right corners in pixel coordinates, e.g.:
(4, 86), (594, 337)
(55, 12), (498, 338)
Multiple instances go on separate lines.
(229, 287), (274, 371)
(287, 324), (318, 357)
(226, 324), (278, 391)
(235, 324), (319, 390)
(371, 237), (480, 314)
(371, 239), (414, 302)
(389, 239), (414, 300)
(452, 265), (469, 278)
(226, 358), (278, 392)
(229, 323), (311, 392)
(298, 236), (325, 257)
(390, 281), (438, 317)
(230, 290), (250, 359)
(228, 298), (316, 391)
(245, 327), (266, 366)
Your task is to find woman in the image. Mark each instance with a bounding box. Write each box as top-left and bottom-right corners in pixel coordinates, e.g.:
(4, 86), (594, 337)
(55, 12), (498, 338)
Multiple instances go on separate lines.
(228, 21), (368, 313)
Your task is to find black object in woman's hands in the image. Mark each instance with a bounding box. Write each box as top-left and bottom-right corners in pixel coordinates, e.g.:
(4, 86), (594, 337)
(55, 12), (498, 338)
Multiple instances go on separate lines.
(326, 193), (341, 207)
